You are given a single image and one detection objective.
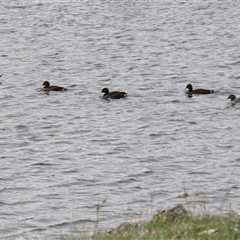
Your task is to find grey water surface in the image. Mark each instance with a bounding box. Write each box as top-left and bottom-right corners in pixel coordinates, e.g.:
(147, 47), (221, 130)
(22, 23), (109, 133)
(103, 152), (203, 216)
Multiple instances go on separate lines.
(1, 0), (240, 239)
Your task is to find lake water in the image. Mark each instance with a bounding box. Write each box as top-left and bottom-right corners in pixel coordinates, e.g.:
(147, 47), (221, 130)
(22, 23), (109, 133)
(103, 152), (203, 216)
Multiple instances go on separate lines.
(1, 0), (240, 239)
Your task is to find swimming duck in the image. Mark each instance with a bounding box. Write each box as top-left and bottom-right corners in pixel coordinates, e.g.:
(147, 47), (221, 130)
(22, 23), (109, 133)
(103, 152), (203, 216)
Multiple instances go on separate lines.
(42, 81), (67, 91)
(227, 94), (240, 105)
(101, 88), (127, 99)
(186, 84), (214, 94)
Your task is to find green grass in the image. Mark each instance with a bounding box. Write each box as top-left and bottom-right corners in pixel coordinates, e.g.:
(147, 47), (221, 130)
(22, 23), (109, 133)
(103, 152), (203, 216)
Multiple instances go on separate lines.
(60, 204), (240, 240)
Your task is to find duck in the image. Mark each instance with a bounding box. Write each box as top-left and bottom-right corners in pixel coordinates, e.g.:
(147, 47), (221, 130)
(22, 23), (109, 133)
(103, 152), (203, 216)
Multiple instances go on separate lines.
(227, 94), (240, 105)
(101, 88), (127, 99)
(186, 84), (214, 95)
(42, 81), (67, 91)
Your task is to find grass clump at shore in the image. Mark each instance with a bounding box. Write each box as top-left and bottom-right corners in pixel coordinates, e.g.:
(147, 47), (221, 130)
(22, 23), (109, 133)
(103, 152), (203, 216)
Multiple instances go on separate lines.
(61, 203), (240, 240)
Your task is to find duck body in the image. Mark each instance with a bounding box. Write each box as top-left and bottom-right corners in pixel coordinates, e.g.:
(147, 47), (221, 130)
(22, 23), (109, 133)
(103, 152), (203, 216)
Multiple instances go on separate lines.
(42, 81), (67, 91)
(186, 84), (214, 94)
(101, 88), (127, 99)
(228, 94), (240, 105)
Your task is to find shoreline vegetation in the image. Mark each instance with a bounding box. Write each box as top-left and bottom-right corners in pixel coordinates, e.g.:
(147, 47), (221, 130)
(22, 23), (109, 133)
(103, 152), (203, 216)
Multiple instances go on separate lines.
(61, 201), (240, 240)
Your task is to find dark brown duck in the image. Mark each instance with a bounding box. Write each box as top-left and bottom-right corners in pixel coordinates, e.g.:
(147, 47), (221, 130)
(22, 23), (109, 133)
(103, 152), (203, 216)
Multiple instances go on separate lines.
(227, 94), (240, 105)
(101, 88), (127, 99)
(42, 81), (67, 91)
(186, 84), (214, 94)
